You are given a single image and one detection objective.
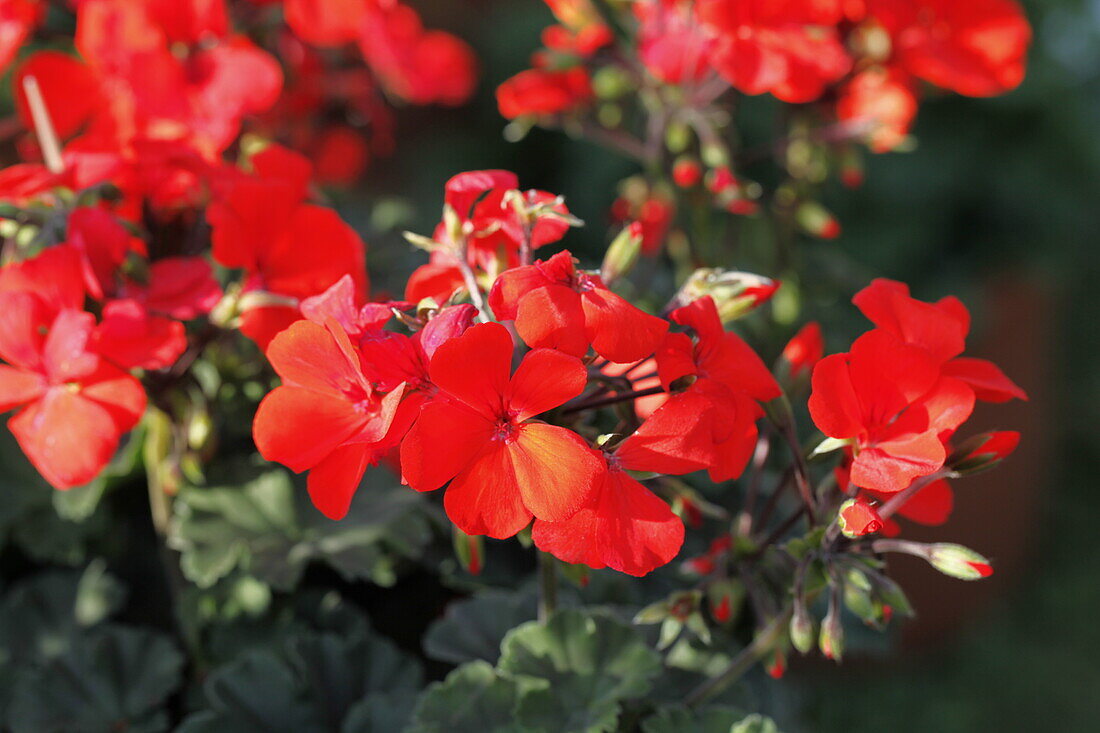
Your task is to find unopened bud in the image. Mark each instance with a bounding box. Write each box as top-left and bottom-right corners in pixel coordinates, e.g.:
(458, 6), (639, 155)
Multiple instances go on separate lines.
(670, 268), (780, 323)
(796, 201), (841, 240)
(706, 165), (738, 194)
(452, 527), (484, 576)
(592, 65), (632, 100)
(672, 157), (703, 188)
(838, 497), (884, 539)
(789, 603), (815, 655)
(928, 543), (994, 581)
(766, 649), (786, 679)
(665, 120), (693, 154)
(601, 222), (643, 283)
(947, 431), (1020, 476)
(780, 322), (824, 382)
(706, 578), (744, 625)
(819, 605), (844, 662)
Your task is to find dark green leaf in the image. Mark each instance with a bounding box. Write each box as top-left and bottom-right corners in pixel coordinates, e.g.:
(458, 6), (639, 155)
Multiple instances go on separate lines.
(423, 588), (539, 665)
(498, 609), (662, 733)
(407, 660), (529, 733)
(180, 630), (423, 733)
(6, 625), (183, 733)
(641, 706), (780, 733)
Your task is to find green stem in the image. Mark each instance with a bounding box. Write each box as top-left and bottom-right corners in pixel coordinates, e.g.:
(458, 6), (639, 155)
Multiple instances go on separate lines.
(538, 552), (558, 624)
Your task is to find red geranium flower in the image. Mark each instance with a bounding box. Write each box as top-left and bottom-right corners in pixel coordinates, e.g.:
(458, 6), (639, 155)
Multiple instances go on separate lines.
(696, 0), (851, 103)
(497, 67), (593, 120)
(867, 0), (1031, 97)
(809, 328), (975, 493)
(0, 248), (145, 489)
(399, 322), (602, 538)
(489, 250), (669, 363)
(253, 317), (409, 519)
(622, 295), (781, 482)
(853, 278), (1027, 402)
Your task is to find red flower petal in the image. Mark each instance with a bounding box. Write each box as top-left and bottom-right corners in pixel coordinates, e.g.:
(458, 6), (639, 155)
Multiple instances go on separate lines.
(0, 365), (45, 412)
(533, 468), (684, 576)
(9, 388), (121, 489)
(253, 386), (367, 472)
(428, 322), (513, 419)
(943, 357), (1028, 403)
(509, 422), (602, 522)
(307, 443), (371, 520)
(514, 283), (588, 358)
(580, 287), (668, 363)
(808, 353), (864, 439)
(93, 300), (187, 371)
(443, 441), (535, 539)
(507, 348), (587, 421)
(399, 400), (493, 493)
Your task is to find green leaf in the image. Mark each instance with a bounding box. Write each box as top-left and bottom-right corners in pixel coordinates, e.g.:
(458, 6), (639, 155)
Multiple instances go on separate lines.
(498, 609), (662, 733)
(170, 471), (300, 589)
(642, 707), (781, 733)
(342, 691), (420, 733)
(730, 714), (781, 733)
(407, 660), (529, 733)
(6, 624), (183, 733)
(0, 563), (125, 665)
(170, 469), (434, 591)
(424, 588), (539, 665)
(180, 630), (423, 733)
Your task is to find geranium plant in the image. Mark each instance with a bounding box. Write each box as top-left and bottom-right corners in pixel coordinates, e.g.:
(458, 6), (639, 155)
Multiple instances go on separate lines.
(0, 1), (1032, 731)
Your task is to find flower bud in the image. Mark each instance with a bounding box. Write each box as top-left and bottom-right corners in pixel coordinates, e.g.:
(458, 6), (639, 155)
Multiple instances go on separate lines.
(766, 649), (786, 679)
(819, 605), (844, 662)
(600, 222), (643, 283)
(947, 431), (1020, 476)
(796, 201), (841, 239)
(669, 268), (780, 323)
(672, 157), (703, 188)
(592, 65), (632, 100)
(928, 543), (994, 581)
(706, 578), (744, 625)
(780, 322), (824, 382)
(452, 527), (484, 576)
(789, 603), (815, 655)
(665, 120), (693, 154)
(838, 497), (884, 539)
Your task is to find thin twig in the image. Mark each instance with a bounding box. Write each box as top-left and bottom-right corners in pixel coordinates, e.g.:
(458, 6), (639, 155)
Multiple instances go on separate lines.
(562, 385), (666, 415)
(537, 551), (558, 624)
(22, 76), (63, 174)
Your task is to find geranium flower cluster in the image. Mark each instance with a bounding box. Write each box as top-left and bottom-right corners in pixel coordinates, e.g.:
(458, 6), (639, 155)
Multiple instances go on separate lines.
(0, 0), (476, 206)
(809, 279), (1027, 538)
(498, 0), (1032, 251)
(253, 170), (790, 575)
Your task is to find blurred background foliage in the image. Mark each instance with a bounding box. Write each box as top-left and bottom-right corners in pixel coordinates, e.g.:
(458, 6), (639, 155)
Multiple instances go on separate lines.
(0, 0), (1096, 730)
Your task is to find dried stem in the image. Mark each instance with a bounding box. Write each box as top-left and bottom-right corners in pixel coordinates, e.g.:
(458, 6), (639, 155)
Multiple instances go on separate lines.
(21, 76), (63, 174)
(537, 551), (558, 623)
(456, 236), (491, 323)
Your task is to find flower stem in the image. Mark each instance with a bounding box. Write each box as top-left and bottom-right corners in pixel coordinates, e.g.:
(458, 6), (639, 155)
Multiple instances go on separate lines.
(562, 385), (665, 414)
(538, 551), (558, 624)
